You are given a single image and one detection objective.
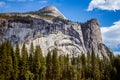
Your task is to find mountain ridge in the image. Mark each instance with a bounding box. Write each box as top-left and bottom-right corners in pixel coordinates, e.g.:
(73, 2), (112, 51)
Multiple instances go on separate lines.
(0, 6), (112, 57)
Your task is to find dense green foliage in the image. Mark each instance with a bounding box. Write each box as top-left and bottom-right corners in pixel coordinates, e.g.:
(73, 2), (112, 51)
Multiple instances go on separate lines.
(0, 41), (120, 80)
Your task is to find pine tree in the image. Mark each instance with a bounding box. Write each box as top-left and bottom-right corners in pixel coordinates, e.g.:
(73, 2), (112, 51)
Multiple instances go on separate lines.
(12, 53), (19, 80)
(5, 55), (13, 80)
(15, 43), (20, 80)
(70, 55), (77, 80)
(8, 42), (19, 80)
(52, 48), (60, 80)
(113, 55), (120, 80)
(0, 41), (120, 80)
(91, 49), (100, 80)
(39, 62), (46, 80)
(81, 53), (86, 79)
(29, 42), (34, 73)
(13, 43), (20, 80)
(85, 51), (92, 79)
(70, 65), (77, 80)
(4, 42), (13, 80)
(76, 55), (82, 80)
(0, 43), (7, 80)
(38, 46), (46, 80)
(33, 45), (41, 80)
(15, 43), (20, 65)
(19, 43), (28, 80)
(71, 55), (76, 65)
(46, 51), (52, 80)
(59, 55), (65, 79)
(61, 54), (70, 80)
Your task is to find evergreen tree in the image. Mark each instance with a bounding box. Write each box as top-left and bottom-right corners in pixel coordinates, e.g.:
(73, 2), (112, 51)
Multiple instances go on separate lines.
(113, 55), (120, 80)
(70, 65), (77, 80)
(99, 59), (105, 80)
(9, 42), (19, 80)
(0, 43), (7, 80)
(70, 55), (77, 80)
(0, 41), (119, 80)
(13, 43), (20, 80)
(38, 46), (46, 80)
(61, 54), (70, 80)
(19, 43), (28, 80)
(15, 43), (20, 65)
(5, 55), (13, 80)
(29, 42), (34, 73)
(33, 45), (41, 80)
(12, 53), (19, 80)
(59, 55), (65, 79)
(91, 49), (100, 80)
(85, 51), (92, 79)
(76, 55), (82, 80)
(52, 48), (60, 80)
(46, 51), (52, 80)
(14, 43), (20, 80)
(71, 55), (76, 65)
(4, 42), (13, 80)
(81, 53), (86, 79)
(39, 62), (46, 80)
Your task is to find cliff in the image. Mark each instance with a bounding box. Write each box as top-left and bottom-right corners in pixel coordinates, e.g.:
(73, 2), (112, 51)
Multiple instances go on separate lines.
(0, 6), (112, 57)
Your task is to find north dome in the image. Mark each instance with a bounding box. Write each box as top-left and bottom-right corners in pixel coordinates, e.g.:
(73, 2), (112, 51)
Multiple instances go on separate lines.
(39, 5), (66, 19)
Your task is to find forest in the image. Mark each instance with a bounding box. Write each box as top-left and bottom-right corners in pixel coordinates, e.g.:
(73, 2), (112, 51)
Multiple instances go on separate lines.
(0, 41), (120, 80)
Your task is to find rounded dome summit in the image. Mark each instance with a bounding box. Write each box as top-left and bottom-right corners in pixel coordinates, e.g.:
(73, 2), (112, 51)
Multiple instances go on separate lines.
(40, 5), (59, 12)
(39, 5), (66, 19)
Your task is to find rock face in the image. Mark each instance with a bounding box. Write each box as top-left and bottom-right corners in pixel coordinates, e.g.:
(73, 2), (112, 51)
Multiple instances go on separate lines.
(0, 6), (112, 57)
(81, 19), (110, 57)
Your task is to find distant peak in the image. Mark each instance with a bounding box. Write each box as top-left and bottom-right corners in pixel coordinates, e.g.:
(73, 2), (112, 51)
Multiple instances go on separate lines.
(39, 5), (66, 19)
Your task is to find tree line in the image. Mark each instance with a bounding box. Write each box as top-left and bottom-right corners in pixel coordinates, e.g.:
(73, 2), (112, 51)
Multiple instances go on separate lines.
(0, 41), (120, 80)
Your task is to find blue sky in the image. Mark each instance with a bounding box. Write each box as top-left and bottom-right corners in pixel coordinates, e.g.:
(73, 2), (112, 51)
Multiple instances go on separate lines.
(0, 0), (120, 54)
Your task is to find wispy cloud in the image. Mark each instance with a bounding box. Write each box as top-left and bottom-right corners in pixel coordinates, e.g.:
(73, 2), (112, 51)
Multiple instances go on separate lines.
(7, 0), (47, 3)
(7, 0), (33, 2)
(39, 0), (48, 4)
(0, 2), (6, 7)
(101, 20), (120, 52)
(88, 0), (120, 11)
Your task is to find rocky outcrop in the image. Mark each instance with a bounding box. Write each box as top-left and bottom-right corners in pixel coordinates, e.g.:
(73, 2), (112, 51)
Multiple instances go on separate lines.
(0, 6), (112, 57)
(81, 18), (111, 57)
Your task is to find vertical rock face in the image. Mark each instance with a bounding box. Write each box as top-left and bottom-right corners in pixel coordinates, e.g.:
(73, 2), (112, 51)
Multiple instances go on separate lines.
(81, 18), (111, 57)
(0, 6), (112, 57)
(81, 19), (102, 52)
(82, 19), (102, 43)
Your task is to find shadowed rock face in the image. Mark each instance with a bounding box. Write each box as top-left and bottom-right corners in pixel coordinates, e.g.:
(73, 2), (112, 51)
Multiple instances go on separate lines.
(82, 18), (102, 43)
(0, 6), (112, 57)
(81, 19), (102, 51)
(81, 19), (110, 57)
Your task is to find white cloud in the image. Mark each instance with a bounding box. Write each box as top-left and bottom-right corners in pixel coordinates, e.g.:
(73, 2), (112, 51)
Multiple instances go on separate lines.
(0, 2), (6, 7)
(114, 51), (120, 55)
(101, 20), (120, 51)
(88, 0), (120, 11)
